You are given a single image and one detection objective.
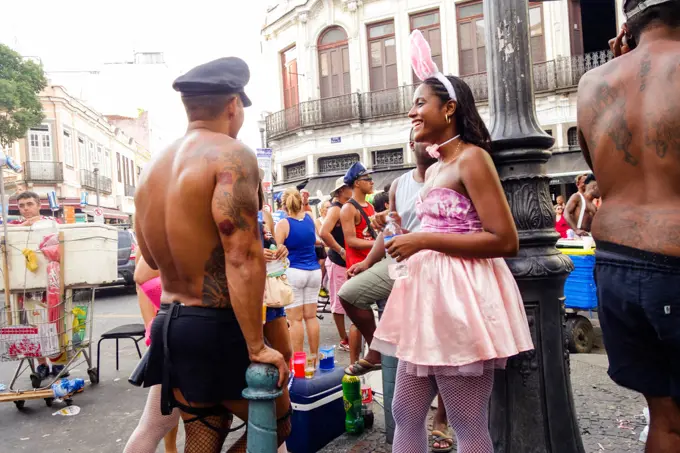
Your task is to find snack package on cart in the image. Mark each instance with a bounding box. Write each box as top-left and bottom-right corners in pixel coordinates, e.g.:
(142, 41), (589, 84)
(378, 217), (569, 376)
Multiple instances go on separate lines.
(71, 305), (88, 347)
(39, 234), (64, 349)
(0, 323), (59, 359)
(18, 292), (61, 358)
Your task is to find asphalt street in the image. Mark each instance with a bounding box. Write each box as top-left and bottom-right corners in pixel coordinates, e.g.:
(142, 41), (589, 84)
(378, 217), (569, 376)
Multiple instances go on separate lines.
(0, 288), (647, 453)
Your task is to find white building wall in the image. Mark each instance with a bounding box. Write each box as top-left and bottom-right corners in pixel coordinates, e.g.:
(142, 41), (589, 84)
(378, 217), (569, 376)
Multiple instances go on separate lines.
(262, 0), (603, 184)
(11, 86), (147, 215)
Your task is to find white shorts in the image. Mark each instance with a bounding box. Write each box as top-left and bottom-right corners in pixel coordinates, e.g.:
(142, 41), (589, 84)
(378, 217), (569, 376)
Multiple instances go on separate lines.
(285, 267), (322, 309)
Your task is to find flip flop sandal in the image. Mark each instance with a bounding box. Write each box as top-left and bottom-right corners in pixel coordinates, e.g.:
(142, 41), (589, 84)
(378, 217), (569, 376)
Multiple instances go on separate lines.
(344, 359), (382, 376)
(431, 429), (454, 453)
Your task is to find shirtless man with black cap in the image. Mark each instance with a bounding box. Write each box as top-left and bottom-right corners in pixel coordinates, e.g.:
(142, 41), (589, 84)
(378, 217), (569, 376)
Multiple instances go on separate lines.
(135, 57), (289, 452)
(577, 1), (680, 450)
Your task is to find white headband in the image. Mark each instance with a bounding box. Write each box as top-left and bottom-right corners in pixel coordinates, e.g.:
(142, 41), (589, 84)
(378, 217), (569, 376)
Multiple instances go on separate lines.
(410, 30), (457, 102)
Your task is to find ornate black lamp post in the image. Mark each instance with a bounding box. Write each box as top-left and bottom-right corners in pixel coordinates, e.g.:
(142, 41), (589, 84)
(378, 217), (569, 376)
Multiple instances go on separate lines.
(483, 1), (585, 451)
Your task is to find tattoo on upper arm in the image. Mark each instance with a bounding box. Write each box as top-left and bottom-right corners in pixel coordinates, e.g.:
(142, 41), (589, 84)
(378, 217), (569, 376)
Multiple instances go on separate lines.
(210, 148), (259, 237)
(639, 54), (652, 92)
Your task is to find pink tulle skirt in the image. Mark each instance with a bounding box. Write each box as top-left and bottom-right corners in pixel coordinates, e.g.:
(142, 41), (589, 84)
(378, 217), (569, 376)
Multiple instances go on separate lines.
(372, 250), (534, 377)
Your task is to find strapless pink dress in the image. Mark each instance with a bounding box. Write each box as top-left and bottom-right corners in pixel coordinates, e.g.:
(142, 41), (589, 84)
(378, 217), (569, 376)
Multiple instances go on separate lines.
(372, 188), (534, 377)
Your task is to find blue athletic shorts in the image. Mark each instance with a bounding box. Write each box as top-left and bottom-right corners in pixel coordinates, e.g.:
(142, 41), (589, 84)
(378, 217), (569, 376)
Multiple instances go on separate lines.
(595, 241), (680, 401)
(265, 307), (286, 324)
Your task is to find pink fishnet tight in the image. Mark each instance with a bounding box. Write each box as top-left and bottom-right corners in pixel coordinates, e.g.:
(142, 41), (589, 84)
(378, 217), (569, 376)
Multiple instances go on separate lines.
(124, 384), (180, 453)
(392, 361), (494, 453)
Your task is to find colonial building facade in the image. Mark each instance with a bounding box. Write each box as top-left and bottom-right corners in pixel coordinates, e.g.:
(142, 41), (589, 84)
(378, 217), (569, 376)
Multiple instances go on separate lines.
(2, 85), (150, 223)
(261, 0), (626, 201)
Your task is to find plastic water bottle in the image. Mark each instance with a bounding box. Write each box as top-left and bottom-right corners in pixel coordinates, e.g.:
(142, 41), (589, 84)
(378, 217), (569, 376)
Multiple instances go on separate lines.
(266, 245), (286, 277)
(342, 374), (364, 434)
(51, 378), (85, 398)
(361, 385), (375, 430)
(383, 212), (409, 279)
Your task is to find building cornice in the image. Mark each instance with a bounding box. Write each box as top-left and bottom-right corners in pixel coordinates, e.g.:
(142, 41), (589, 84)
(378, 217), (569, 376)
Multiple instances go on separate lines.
(42, 86), (143, 155)
(262, 1), (314, 34)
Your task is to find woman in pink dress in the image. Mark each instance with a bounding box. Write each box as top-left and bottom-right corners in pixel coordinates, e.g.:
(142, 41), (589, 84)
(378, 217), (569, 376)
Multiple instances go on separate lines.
(372, 31), (534, 453)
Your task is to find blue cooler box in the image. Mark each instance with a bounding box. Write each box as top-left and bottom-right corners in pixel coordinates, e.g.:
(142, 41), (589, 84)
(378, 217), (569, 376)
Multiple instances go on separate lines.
(287, 367), (346, 453)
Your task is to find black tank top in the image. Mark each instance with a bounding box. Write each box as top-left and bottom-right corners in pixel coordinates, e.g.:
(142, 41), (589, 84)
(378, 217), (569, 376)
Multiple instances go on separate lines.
(327, 201), (346, 267)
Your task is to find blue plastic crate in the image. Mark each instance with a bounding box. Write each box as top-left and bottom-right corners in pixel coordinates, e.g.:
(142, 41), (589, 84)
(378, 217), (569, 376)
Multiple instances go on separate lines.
(564, 254), (598, 310)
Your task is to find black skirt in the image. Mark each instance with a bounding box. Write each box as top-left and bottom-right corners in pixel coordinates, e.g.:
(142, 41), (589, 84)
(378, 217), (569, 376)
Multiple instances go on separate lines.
(144, 303), (251, 405)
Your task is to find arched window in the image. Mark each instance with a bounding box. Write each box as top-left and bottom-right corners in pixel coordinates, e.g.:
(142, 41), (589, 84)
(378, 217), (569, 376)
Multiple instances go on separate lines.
(318, 26), (350, 98)
(567, 127), (578, 150)
(319, 27), (348, 47)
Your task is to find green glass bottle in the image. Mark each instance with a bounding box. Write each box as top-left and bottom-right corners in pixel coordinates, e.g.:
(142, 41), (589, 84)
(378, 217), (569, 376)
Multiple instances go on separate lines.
(341, 374), (364, 434)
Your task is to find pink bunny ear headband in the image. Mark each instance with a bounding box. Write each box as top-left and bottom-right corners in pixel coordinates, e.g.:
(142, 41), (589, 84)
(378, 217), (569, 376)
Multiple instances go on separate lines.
(410, 29), (456, 102)
(410, 29), (458, 159)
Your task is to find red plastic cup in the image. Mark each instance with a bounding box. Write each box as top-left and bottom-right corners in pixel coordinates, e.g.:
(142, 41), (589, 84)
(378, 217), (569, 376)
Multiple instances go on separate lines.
(293, 351), (307, 378)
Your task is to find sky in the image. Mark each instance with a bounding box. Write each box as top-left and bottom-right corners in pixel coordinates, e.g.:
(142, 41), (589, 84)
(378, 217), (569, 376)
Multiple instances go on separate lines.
(0, 0), (277, 152)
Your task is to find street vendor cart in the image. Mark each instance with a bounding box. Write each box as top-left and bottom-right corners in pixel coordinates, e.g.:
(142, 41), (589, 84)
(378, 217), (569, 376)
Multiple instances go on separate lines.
(0, 220), (118, 409)
(557, 239), (597, 354)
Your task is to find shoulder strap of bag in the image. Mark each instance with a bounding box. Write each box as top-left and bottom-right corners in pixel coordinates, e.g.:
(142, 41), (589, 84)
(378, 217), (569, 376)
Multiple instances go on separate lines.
(348, 198), (377, 239)
(577, 192), (587, 230)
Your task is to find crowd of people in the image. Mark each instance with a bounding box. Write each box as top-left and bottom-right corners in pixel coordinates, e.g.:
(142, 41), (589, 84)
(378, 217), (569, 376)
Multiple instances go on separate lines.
(121, 1), (680, 452)
(126, 46), (534, 451)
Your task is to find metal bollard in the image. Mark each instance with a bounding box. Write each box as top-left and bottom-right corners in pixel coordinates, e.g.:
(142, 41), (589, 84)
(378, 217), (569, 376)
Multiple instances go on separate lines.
(242, 363), (283, 453)
(376, 299), (397, 444)
(381, 354), (398, 444)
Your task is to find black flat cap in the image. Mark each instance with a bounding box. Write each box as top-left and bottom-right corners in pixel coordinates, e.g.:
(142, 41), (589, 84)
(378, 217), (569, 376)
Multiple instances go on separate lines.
(173, 57), (252, 107)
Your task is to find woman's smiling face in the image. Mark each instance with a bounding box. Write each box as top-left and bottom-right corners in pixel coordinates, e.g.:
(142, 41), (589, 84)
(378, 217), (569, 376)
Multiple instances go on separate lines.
(408, 83), (455, 144)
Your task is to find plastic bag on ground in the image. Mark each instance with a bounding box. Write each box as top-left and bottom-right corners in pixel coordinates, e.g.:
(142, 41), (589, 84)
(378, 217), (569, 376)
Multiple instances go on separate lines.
(639, 407), (650, 443)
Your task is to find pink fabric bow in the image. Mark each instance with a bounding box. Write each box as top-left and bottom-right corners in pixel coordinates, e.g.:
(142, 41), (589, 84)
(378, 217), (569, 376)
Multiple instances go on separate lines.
(425, 144), (441, 159)
(410, 30), (439, 81)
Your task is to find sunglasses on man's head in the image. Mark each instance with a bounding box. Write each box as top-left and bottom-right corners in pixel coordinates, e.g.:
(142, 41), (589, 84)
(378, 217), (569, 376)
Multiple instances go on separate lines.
(357, 176), (373, 182)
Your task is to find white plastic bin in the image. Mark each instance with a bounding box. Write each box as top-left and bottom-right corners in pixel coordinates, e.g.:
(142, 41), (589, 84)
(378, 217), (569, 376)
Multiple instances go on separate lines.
(0, 222), (118, 290)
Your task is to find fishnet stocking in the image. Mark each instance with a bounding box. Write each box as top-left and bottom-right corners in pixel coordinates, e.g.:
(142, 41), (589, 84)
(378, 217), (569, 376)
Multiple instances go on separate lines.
(392, 361), (494, 453)
(392, 362), (438, 453)
(435, 366), (494, 452)
(227, 431), (246, 453)
(124, 385), (180, 453)
(182, 412), (232, 453)
(226, 413), (293, 452)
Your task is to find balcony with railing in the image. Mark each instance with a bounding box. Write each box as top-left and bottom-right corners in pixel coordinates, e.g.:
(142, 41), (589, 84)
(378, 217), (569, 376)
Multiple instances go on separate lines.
(124, 184), (135, 197)
(80, 169), (112, 194)
(266, 51), (613, 140)
(24, 161), (64, 183)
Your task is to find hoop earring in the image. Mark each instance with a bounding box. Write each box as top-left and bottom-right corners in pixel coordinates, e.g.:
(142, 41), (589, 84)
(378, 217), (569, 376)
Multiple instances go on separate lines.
(445, 114), (451, 124)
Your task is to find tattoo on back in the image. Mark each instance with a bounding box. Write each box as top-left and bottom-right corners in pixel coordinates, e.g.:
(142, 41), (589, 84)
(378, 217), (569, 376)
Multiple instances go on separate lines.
(639, 54), (652, 92)
(667, 57), (680, 82)
(590, 81), (638, 166)
(202, 245), (231, 308)
(645, 105), (680, 160)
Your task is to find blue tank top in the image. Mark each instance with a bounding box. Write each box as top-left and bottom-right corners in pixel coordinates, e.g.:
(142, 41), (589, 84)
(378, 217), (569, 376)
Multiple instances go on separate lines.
(284, 215), (320, 271)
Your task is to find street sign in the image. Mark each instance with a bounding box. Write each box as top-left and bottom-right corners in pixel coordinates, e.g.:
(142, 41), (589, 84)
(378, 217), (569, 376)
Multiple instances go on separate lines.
(331, 137), (341, 144)
(256, 148), (273, 194)
(93, 208), (104, 224)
